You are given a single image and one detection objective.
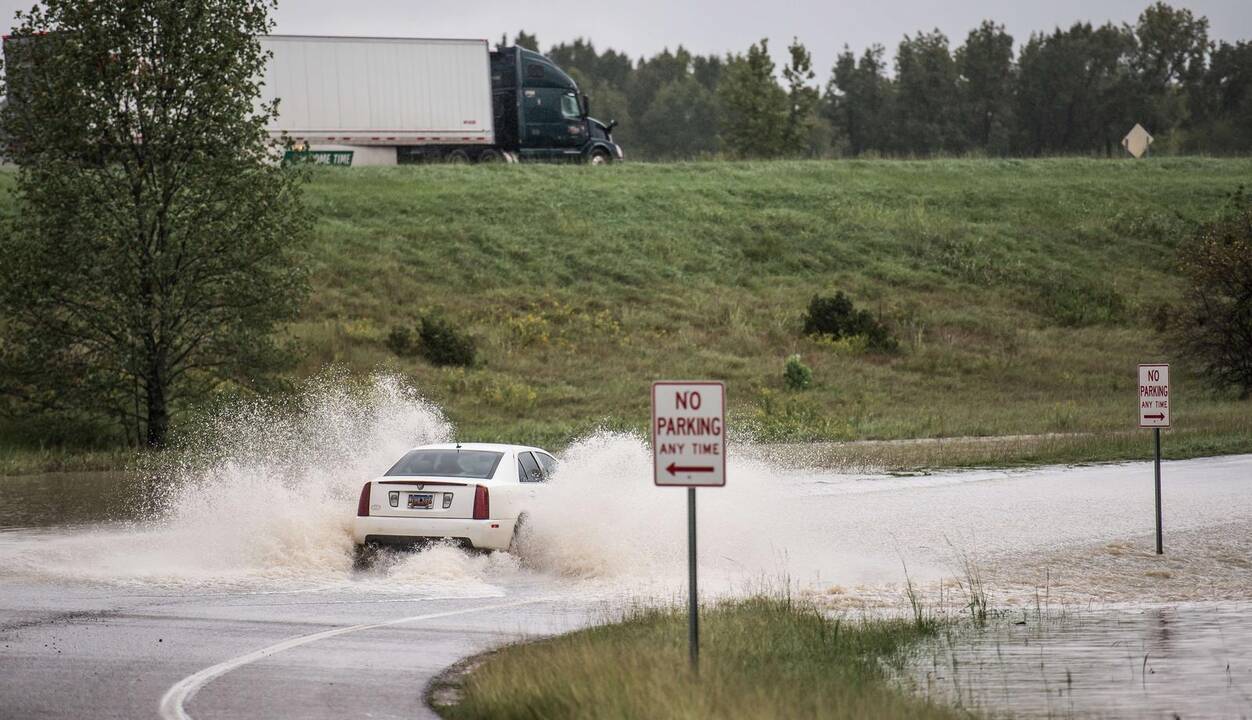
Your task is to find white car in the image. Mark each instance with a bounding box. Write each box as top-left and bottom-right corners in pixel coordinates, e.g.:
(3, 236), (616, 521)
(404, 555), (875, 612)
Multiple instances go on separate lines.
(352, 443), (556, 556)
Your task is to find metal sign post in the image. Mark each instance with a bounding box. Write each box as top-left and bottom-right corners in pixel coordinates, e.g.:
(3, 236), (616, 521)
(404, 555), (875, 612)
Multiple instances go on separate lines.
(687, 487), (698, 671)
(1138, 364), (1170, 555)
(1154, 428), (1163, 554)
(653, 381), (726, 675)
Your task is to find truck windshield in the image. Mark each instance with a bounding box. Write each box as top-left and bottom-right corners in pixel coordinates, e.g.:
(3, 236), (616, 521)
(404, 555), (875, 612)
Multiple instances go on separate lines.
(385, 450), (503, 479)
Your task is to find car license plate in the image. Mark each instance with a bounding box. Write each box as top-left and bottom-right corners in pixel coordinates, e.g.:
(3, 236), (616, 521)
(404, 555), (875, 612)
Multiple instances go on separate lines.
(408, 493), (433, 509)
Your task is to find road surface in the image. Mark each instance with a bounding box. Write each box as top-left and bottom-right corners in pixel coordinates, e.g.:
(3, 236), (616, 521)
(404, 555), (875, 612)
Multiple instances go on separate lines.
(2, 450), (1250, 719)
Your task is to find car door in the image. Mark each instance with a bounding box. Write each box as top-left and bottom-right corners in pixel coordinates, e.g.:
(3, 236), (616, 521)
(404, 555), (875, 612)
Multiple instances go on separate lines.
(517, 451), (545, 505)
(535, 452), (559, 481)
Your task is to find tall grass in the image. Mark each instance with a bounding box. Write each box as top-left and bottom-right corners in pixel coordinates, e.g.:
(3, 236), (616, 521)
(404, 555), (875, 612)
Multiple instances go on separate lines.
(3, 158), (1251, 470)
(434, 595), (968, 720)
(290, 159), (1252, 454)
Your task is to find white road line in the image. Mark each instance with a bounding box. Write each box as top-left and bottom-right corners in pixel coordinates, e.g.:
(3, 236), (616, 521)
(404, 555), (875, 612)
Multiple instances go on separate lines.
(157, 597), (546, 720)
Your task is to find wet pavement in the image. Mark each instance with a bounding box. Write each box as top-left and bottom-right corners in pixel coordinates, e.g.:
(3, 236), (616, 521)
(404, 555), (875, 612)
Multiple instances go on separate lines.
(1, 429), (1249, 718)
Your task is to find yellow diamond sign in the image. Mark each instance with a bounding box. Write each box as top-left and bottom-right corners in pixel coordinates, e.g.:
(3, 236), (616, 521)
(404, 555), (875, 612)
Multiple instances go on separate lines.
(1122, 123), (1154, 158)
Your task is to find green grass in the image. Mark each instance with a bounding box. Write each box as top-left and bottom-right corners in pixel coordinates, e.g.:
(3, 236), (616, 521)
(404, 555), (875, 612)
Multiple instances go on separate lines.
(4, 157), (1252, 473)
(293, 158), (1252, 453)
(433, 596), (966, 720)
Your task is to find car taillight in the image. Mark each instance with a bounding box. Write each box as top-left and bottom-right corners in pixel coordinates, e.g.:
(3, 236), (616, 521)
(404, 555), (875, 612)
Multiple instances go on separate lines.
(473, 485), (489, 520)
(357, 482), (371, 517)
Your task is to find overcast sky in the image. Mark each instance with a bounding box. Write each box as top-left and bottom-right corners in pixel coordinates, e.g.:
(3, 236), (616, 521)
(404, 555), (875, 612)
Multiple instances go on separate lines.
(2, 0), (1249, 81)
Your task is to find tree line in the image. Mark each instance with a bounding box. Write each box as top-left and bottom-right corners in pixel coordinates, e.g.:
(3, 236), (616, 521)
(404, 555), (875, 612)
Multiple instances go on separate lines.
(510, 2), (1252, 159)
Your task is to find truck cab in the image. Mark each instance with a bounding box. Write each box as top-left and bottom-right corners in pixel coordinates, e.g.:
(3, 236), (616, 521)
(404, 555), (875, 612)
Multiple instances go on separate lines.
(490, 47), (622, 163)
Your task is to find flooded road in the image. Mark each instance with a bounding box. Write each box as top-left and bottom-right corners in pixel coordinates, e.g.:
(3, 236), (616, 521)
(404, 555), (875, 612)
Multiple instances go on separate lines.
(1, 380), (1249, 718)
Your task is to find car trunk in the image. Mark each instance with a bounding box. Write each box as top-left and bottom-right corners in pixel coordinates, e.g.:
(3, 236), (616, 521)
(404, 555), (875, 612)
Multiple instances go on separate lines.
(368, 479), (478, 519)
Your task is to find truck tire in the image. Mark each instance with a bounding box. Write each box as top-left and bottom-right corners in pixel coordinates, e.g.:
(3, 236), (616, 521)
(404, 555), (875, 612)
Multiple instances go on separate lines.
(477, 148), (504, 163)
(589, 149), (612, 165)
(445, 149), (470, 164)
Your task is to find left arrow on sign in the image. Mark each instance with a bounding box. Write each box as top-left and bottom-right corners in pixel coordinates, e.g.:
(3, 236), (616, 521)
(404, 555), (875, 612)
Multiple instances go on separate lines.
(666, 463), (714, 475)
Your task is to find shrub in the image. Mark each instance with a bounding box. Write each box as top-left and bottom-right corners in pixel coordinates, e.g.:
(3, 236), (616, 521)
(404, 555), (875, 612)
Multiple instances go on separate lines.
(783, 354), (812, 391)
(385, 325), (417, 357)
(1168, 190), (1252, 397)
(802, 292), (898, 352)
(418, 316), (477, 367)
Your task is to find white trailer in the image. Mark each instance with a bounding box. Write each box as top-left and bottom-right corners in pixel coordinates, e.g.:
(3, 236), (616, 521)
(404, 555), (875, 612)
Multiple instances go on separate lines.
(259, 35), (495, 165)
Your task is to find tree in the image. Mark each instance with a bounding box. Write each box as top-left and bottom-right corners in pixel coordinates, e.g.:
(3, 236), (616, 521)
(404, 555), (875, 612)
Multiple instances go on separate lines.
(638, 77), (719, 158)
(1133, 2), (1208, 138)
(894, 30), (964, 155)
(512, 30), (541, 52)
(1168, 192), (1252, 397)
(1014, 23), (1136, 156)
(0, 0), (310, 447)
(1186, 40), (1252, 153)
(782, 38), (820, 156)
(718, 39), (787, 158)
(826, 45), (894, 156)
(956, 21), (1015, 154)
(692, 55), (723, 93)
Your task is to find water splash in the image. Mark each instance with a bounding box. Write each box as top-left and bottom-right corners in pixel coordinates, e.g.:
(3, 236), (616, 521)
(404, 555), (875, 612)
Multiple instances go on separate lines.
(0, 372), (481, 593)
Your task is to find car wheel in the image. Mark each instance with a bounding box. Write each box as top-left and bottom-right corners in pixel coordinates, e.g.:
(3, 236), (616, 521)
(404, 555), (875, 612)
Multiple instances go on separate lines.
(508, 513), (528, 553)
(445, 149), (470, 164)
(589, 149), (611, 165)
(352, 543), (379, 570)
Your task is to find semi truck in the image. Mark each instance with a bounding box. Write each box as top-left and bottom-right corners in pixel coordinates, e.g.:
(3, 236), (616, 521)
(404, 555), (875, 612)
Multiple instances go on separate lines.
(261, 36), (624, 165)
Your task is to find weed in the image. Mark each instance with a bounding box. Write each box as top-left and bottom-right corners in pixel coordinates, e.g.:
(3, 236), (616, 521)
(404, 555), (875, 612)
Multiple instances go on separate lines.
(385, 325), (417, 357)
(1031, 276), (1127, 327)
(783, 354), (813, 391)
(948, 539), (990, 628)
(417, 315), (476, 367)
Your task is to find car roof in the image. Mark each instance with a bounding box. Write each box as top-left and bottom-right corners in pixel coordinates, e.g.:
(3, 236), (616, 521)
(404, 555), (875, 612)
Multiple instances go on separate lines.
(403, 442), (553, 455)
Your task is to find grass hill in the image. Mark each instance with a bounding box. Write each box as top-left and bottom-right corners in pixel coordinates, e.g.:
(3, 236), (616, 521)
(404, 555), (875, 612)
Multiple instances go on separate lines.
(289, 158), (1251, 467)
(3, 158), (1251, 473)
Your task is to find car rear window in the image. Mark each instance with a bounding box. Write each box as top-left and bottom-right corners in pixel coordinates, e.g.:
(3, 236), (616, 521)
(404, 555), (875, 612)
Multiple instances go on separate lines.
(385, 450), (503, 479)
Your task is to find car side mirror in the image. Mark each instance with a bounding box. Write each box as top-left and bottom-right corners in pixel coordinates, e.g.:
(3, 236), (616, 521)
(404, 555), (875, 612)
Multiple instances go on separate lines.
(581, 94), (591, 117)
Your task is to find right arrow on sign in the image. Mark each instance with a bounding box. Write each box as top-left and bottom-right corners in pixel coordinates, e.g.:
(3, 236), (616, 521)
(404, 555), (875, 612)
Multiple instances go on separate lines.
(667, 463), (715, 475)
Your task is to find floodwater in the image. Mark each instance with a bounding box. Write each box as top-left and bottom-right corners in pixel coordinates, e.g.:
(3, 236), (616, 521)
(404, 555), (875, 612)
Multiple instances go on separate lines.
(0, 471), (152, 528)
(1, 374), (1250, 717)
(909, 604), (1252, 719)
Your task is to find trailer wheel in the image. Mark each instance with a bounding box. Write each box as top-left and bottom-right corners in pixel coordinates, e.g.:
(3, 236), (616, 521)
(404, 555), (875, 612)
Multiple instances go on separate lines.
(445, 149), (470, 164)
(477, 149), (504, 163)
(589, 149), (612, 165)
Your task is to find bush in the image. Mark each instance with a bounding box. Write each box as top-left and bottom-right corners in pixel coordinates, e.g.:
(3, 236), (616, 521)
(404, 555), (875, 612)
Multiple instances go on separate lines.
(783, 354), (812, 390)
(385, 325), (417, 357)
(802, 292), (898, 352)
(418, 315), (477, 367)
(1168, 190), (1252, 397)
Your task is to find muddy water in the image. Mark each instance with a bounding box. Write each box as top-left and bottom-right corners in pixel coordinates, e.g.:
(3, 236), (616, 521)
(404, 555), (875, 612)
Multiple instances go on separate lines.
(909, 604), (1252, 719)
(0, 472), (150, 528)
